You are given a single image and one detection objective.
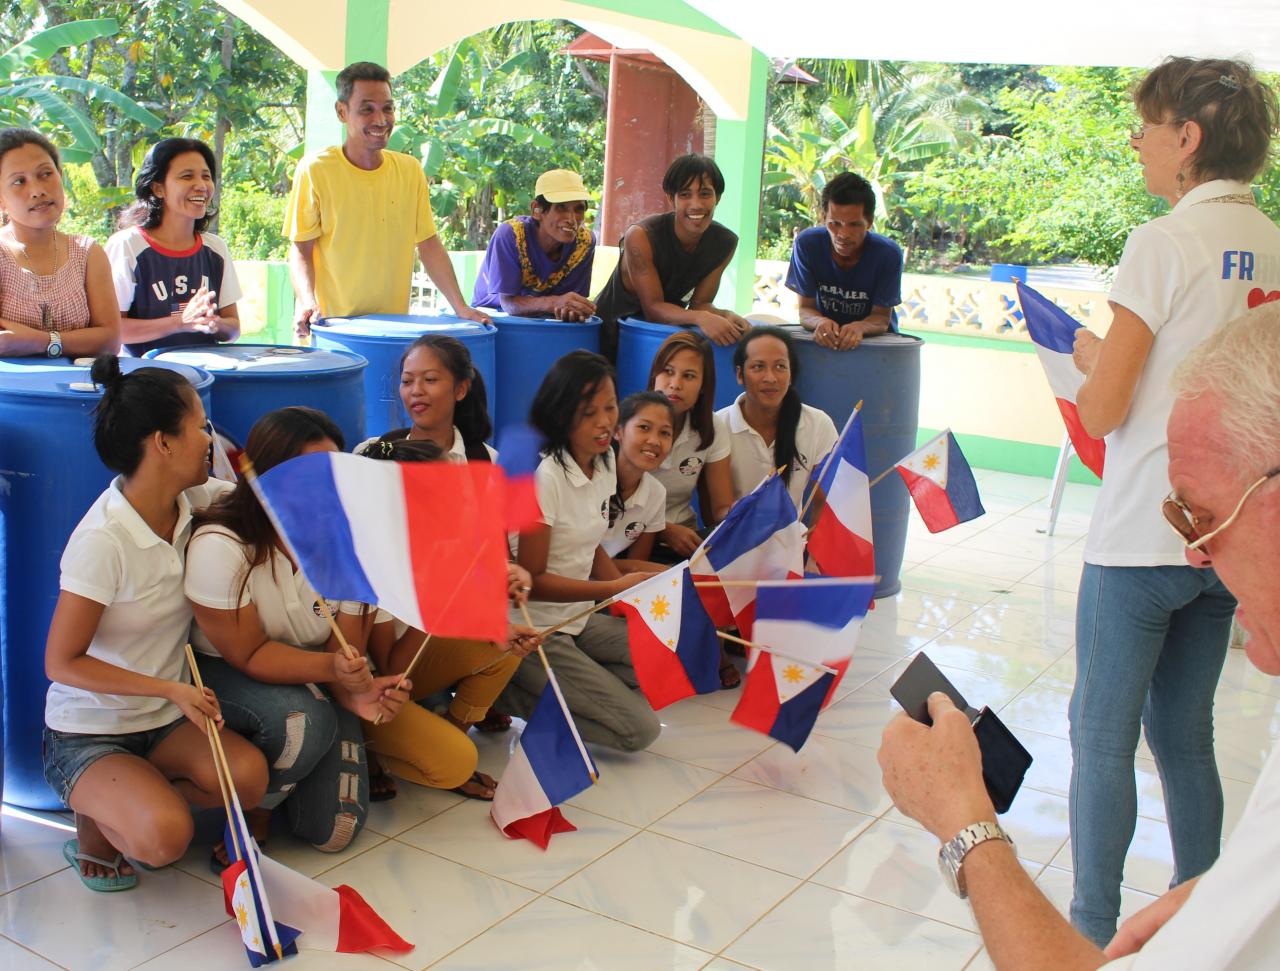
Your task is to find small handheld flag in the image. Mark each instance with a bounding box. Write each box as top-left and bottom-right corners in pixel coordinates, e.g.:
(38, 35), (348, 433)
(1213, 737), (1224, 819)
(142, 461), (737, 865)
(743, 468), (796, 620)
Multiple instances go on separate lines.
(221, 820), (299, 967)
(492, 667), (599, 849)
(806, 410), (875, 577)
(495, 423), (544, 532)
(1017, 282), (1106, 478)
(612, 563), (720, 709)
(895, 430), (985, 533)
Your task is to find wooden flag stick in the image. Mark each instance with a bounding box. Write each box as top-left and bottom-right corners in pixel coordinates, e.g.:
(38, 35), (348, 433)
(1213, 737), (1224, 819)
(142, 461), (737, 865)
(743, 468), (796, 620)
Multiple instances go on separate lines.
(372, 630), (432, 727)
(715, 630), (840, 676)
(687, 542), (711, 572)
(693, 579), (768, 589)
(183, 644), (240, 863)
(186, 646), (283, 960)
(520, 601), (598, 784)
(867, 465), (896, 489)
(797, 399), (863, 525)
(317, 601), (361, 662)
(535, 594), (622, 640)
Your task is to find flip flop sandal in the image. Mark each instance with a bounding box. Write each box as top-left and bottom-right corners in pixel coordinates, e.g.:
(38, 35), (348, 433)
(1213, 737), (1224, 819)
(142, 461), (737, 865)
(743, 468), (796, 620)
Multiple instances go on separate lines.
(369, 767), (398, 802)
(719, 661), (742, 690)
(63, 839), (138, 892)
(451, 771), (497, 802)
(474, 710), (512, 733)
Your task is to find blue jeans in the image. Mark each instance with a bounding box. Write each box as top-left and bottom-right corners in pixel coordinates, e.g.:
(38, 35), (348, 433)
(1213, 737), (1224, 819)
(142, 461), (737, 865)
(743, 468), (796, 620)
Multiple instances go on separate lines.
(1069, 563), (1235, 946)
(200, 654), (368, 852)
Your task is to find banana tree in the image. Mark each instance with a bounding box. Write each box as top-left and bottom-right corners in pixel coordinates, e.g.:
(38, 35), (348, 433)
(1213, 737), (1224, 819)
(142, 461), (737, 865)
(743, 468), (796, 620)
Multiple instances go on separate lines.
(0, 18), (162, 163)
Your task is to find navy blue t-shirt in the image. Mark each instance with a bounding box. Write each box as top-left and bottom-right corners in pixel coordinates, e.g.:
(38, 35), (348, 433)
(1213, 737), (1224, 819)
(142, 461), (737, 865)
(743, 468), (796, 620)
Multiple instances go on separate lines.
(785, 227), (903, 328)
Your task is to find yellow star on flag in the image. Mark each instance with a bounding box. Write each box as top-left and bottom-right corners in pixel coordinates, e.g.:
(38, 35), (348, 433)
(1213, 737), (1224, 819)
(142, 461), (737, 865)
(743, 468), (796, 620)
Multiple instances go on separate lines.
(235, 902), (249, 929)
(782, 664), (805, 683)
(649, 594), (670, 622)
(923, 452), (941, 471)
(252, 935), (261, 949)
(666, 638), (675, 648)
(239, 875), (250, 892)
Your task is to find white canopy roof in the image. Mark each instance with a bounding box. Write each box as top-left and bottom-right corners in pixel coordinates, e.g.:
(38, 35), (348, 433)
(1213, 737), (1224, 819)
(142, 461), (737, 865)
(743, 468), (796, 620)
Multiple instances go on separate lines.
(686, 0), (1280, 71)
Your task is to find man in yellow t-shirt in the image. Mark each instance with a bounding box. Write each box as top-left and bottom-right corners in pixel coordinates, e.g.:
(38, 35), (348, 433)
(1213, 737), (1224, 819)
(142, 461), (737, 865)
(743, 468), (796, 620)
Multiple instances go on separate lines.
(283, 61), (490, 336)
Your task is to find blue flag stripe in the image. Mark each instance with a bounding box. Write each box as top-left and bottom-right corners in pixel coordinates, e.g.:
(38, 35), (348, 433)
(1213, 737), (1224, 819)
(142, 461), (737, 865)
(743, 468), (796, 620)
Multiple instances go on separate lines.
(522, 683), (596, 806)
(1018, 282), (1081, 354)
(944, 433), (986, 520)
(674, 570), (722, 694)
(816, 415), (867, 493)
(771, 671), (835, 752)
(254, 453), (378, 604)
(706, 476), (797, 570)
(755, 581), (874, 629)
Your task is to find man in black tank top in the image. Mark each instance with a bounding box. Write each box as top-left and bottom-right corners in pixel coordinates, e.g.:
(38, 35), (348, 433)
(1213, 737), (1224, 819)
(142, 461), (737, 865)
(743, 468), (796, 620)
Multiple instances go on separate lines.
(594, 154), (749, 361)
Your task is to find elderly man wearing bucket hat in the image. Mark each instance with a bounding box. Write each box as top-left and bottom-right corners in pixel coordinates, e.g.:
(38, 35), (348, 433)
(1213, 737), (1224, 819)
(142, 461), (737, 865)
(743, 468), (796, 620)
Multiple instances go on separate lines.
(471, 169), (598, 322)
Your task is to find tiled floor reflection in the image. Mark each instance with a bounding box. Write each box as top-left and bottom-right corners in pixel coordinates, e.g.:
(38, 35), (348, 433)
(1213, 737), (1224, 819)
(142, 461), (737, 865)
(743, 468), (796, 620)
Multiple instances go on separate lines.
(2, 472), (1276, 969)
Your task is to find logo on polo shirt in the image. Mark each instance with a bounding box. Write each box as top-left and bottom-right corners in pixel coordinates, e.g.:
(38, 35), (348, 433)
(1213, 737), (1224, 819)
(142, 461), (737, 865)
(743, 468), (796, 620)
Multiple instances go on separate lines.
(678, 456), (704, 476)
(599, 498), (609, 520)
(624, 520), (645, 540)
(313, 600), (336, 618)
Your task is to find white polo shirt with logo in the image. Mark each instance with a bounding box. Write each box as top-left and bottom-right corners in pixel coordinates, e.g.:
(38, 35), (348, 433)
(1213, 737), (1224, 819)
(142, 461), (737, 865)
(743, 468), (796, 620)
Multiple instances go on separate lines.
(652, 412), (732, 526)
(717, 394), (839, 511)
(46, 477), (231, 735)
(516, 450), (616, 636)
(601, 472), (667, 557)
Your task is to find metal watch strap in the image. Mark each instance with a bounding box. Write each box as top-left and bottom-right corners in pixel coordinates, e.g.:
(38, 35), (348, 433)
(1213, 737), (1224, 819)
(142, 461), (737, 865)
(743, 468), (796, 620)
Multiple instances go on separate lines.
(938, 820), (1014, 898)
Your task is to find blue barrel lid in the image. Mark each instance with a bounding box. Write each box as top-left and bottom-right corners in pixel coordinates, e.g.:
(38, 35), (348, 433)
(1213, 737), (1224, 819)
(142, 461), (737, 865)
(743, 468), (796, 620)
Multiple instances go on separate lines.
(145, 343), (366, 378)
(316, 314), (495, 339)
(486, 312), (601, 330)
(0, 356), (213, 399)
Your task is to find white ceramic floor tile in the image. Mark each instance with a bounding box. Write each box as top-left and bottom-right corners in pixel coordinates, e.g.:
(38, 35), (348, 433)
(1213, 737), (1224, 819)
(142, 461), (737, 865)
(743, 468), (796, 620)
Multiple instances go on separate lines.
(551, 831), (799, 953)
(0, 866), (225, 971)
(0, 810), (75, 894)
(565, 750), (720, 827)
(259, 822), (389, 879)
(950, 604), (1075, 653)
(999, 684), (1073, 739)
(986, 583), (1080, 622)
(649, 698), (777, 773)
(855, 622), (942, 660)
(811, 674), (905, 750)
(364, 780), (466, 838)
(1019, 561), (1083, 593)
(701, 960), (759, 970)
(1035, 865), (1158, 928)
(132, 921), (399, 969)
(899, 565), (1008, 603)
(725, 882), (980, 971)
(651, 777), (875, 878)
(956, 526), (1076, 561)
(927, 547), (1044, 585)
(1050, 811), (1175, 897)
(1017, 729), (1075, 799)
(317, 839), (535, 969)
(0, 935), (60, 971)
(887, 785), (1068, 867)
(733, 734), (892, 816)
(811, 818), (977, 931)
(964, 948), (996, 971)
(397, 800), (637, 892)
(433, 896), (709, 970)
(865, 590), (984, 632)
(917, 632), (1061, 684)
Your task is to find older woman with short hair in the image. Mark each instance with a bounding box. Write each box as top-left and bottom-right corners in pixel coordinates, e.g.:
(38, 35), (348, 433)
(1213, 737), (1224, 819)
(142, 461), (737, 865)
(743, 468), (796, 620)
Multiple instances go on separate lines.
(1068, 56), (1280, 947)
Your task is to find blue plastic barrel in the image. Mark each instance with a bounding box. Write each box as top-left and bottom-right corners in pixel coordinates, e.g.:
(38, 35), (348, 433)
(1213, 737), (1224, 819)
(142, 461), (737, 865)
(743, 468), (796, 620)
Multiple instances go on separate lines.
(489, 314), (600, 433)
(791, 330), (923, 598)
(313, 315), (497, 440)
(616, 318), (741, 409)
(990, 264), (1028, 284)
(145, 344), (367, 451)
(0, 357), (213, 809)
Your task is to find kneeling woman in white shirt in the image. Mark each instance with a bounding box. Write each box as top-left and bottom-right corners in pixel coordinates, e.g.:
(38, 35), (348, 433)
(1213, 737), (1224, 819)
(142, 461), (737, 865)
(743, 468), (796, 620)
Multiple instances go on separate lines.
(43, 355), (267, 892)
(185, 408), (408, 861)
(717, 325), (838, 510)
(602, 391), (674, 570)
(500, 351), (661, 751)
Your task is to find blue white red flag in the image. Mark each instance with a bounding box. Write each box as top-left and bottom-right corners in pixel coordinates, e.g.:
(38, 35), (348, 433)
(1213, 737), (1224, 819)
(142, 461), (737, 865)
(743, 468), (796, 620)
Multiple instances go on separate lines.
(1017, 282), (1106, 478)
(806, 410), (875, 577)
(221, 816), (298, 966)
(492, 668), (598, 849)
(612, 562), (719, 709)
(895, 430), (985, 533)
(495, 423), (544, 532)
(247, 451), (509, 642)
(730, 577), (874, 750)
(691, 474), (805, 638)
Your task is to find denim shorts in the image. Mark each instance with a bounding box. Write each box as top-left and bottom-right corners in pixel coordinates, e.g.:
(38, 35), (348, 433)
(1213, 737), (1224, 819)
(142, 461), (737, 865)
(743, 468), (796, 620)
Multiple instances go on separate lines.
(42, 720), (185, 806)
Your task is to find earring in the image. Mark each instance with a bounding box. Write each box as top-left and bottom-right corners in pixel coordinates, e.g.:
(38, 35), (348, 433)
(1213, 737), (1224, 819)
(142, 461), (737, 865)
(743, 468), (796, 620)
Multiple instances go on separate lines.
(1176, 169), (1186, 199)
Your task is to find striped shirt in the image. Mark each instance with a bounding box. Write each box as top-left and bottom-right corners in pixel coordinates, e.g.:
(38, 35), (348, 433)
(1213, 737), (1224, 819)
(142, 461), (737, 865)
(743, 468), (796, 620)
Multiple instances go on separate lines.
(0, 233), (93, 332)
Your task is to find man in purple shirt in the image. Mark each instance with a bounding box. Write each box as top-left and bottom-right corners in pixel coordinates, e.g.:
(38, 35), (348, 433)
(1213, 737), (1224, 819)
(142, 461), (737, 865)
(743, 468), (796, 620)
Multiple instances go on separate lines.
(472, 169), (597, 321)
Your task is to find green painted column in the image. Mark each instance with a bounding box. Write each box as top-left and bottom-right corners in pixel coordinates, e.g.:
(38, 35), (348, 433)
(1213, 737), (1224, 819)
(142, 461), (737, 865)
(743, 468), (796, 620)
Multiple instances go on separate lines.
(713, 49), (769, 315)
(302, 0), (390, 154)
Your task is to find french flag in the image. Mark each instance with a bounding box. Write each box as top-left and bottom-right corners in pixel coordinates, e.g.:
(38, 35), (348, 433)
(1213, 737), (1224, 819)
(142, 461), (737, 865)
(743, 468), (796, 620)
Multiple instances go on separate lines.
(248, 452), (509, 642)
(495, 423), (544, 532)
(806, 410), (875, 577)
(895, 430), (985, 533)
(1017, 282), (1106, 478)
(221, 816), (298, 966)
(612, 562), (719, 709)
(492, 670), (599, 849)
(692, 474), (805, 639)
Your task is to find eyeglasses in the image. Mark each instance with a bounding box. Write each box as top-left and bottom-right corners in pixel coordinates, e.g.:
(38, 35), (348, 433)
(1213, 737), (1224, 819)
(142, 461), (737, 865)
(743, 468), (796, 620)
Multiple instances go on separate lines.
(1129, 120), (1183, 141)
(1162, 466), (1280, 550)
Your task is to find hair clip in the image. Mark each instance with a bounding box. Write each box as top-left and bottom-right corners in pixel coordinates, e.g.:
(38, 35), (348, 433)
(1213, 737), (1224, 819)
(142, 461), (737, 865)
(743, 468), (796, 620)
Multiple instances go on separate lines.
(1219, 74), (1242, 92)
(380, 440), (394, 458)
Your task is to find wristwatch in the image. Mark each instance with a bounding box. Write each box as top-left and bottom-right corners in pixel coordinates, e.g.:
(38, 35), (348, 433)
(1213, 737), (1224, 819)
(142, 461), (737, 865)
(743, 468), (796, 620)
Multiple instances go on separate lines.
(938, 820), (1014, 898)
(46, 330), (63, 358)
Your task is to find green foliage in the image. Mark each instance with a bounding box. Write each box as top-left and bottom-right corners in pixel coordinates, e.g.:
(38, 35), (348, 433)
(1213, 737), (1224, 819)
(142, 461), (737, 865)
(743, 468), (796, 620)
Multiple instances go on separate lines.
(215, 188), (289, 260)
(58, 161), (124, 239)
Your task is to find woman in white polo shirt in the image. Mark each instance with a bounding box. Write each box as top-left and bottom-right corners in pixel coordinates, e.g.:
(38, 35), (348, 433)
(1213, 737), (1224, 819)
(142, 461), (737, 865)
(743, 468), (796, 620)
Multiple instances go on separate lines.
(355, 333), (496, 461)
(43, 355), (267, 892)
(602, 391), (674, 568)
(647, 330), (735, 554)
(1066, 57), (1280, 947)
(718, 324), (838, 511)
(500, 350), (661, 751)
(186, 407), (409, 867)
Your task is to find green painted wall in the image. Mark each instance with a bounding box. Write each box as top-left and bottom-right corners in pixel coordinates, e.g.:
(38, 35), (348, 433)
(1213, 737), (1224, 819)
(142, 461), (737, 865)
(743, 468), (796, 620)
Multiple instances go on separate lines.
(574, 0), (737, 36)
(303, 1), (391, 155)
(917, 426), (1102, 485)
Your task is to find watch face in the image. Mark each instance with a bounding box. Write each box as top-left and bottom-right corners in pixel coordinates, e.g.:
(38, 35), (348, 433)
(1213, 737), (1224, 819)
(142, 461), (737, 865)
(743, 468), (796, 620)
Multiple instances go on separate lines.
(937, 843), (963, 896)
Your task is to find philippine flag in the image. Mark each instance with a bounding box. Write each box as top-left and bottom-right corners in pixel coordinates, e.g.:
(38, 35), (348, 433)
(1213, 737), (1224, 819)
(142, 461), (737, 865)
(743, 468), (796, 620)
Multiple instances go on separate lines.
(221, 822), (299, 966)
(612, 562), (719, 709)
(492, 671), (598, 849)
(1017, 282), (1106, 478)
(806, 410), (875, 577)
(248, 452), (509, 642)
(895, 430), (985, 533)
(692, 474), (805, 638)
